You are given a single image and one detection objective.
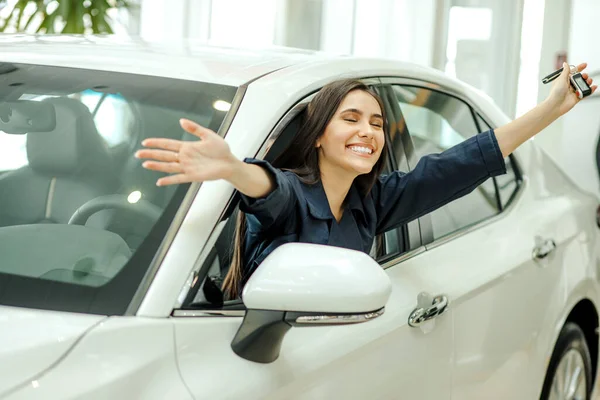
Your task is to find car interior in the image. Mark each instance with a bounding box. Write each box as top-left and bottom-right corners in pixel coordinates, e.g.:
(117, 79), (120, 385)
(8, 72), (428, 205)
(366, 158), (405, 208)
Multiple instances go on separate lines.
(0, 63), (236, 312)
(0, 96), (188, 285)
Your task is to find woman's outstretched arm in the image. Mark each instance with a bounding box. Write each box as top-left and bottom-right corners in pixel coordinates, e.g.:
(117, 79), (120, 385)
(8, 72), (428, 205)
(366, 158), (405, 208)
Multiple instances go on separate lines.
(135, 119), (275, 198)
(495, 62), (597, 157)
(373, 62), (597, 233)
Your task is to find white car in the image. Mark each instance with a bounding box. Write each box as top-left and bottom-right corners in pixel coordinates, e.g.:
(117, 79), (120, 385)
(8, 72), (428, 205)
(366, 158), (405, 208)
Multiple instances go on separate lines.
(0, 35), (599, 400)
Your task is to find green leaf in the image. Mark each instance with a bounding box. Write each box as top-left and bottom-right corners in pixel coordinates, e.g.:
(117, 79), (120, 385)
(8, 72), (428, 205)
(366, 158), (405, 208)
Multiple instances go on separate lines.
(37, 12), (57, 34)
(62, 7), (78, 33)
(59, 0), (71, 19)
(46, 12), (57, 33)
(14, 0), (28, 31)
(4, 0), (130, 34)
(74, 0), (84, 33)
(23, 10), (40, 32)
(89, 10), (99, 32)
(0, 2), (18, 32)
(35, 12), (47, 33)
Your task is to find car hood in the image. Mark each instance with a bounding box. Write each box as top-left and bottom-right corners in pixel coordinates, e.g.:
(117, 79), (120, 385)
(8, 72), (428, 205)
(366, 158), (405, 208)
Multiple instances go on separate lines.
(0, 306), (105, 396)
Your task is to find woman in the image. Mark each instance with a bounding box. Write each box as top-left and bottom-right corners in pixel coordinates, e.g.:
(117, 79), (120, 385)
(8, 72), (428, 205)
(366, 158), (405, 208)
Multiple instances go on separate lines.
(136, 63), (596, 299)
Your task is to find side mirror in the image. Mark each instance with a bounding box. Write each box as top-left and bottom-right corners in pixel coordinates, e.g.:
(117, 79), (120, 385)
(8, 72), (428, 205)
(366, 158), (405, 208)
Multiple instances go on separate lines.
(231, 243), (391, 363)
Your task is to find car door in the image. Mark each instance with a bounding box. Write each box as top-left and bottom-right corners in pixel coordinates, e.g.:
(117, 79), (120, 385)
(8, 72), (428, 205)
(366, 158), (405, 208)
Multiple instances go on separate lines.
(382, 79), (566, 399)
(171, 88), (455, 399)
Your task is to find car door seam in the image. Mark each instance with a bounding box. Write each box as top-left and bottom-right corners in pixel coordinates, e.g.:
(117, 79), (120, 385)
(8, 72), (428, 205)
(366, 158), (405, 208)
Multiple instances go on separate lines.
(0, 316), (109, 399)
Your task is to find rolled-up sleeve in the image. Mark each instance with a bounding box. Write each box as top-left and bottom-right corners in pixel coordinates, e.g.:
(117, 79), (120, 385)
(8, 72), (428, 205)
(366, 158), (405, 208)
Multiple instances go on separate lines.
(373, 129), (507, 233)
(238, 158), (298, 233)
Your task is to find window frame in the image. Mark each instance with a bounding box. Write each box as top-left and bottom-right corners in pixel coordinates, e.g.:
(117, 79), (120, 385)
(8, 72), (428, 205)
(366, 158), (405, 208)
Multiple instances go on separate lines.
(378, 77), (524, 250)
(174, 78), (425, 314)
(372, 84), (423, 263)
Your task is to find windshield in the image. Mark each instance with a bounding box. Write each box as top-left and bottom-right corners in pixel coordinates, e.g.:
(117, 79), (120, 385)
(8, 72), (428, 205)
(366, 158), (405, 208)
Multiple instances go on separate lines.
(0, 62), (237, 315)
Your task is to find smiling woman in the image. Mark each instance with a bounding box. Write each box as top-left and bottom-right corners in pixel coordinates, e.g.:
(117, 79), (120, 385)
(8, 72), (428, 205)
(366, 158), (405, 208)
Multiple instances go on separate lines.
(138, 79), (501, 300)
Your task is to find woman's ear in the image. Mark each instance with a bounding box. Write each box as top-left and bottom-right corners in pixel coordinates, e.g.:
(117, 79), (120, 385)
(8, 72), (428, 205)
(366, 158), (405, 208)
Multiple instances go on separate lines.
(315, 140), (321, 149)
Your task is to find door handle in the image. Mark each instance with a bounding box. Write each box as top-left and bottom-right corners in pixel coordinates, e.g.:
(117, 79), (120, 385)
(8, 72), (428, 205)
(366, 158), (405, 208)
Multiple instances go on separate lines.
(408, 294), (449, 327)
(533, 237), (556, 260)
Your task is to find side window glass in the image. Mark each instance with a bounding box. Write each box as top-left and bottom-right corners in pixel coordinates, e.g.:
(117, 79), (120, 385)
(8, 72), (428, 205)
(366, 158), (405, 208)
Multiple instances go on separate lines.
(370, 85), (417, 262)
(393, 85), (499, 240)
(476, 113), (521, 208)
(369, 164), (409, 262)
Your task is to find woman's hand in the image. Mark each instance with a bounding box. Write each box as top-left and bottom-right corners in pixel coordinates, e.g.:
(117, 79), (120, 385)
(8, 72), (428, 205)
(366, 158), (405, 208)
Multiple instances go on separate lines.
(495, 62), (597, 157)
(547, 62), (597, 116)
(135, 119), (239, 186)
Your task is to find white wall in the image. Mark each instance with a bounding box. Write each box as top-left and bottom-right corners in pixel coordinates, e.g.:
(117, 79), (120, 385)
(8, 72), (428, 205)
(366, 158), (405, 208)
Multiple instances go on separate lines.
(139, 0), (438, 66)
(437, 0), (524, 117)
(139, 0), (276, 46)
(532, 0), (600, 197)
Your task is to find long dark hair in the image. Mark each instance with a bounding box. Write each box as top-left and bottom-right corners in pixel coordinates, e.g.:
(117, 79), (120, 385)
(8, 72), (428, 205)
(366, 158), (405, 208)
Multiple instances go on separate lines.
(222, 79), (388, 299)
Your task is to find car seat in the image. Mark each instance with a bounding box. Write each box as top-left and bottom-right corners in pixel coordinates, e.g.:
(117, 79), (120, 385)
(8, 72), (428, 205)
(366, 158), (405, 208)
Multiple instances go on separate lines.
(0, 97), (116, 227)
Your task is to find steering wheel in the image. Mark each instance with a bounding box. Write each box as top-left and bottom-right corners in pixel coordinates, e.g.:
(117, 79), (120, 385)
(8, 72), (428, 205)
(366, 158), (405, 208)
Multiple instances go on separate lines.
(68, 194), (162, 226)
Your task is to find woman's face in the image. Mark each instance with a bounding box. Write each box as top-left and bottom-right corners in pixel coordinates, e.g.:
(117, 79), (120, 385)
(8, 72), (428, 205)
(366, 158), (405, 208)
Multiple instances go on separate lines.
(316, 89), (385, 177)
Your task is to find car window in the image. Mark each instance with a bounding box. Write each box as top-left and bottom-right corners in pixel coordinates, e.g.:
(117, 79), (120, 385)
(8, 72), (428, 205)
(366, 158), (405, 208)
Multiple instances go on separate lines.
(371, 84), (420, 261)
(392, 85), (500, 240)
(184, 92), (418, 308)
(0, 62), (237, 315)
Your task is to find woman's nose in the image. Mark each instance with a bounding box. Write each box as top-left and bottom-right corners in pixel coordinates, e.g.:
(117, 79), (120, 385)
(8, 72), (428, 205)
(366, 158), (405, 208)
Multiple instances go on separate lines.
(358, 124), (374, 138)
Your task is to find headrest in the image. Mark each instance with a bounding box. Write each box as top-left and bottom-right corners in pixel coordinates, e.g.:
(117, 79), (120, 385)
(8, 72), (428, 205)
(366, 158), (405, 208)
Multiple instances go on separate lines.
(26, 97), (112, 176)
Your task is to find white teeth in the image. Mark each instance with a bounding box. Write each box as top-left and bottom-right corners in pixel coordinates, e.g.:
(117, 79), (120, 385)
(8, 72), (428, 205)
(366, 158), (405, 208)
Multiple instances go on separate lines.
(348, 146), (373, 155)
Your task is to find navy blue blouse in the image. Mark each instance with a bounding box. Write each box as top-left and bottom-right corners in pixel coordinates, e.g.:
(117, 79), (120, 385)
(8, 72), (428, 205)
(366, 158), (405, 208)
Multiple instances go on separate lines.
(239, 130), (506, 286)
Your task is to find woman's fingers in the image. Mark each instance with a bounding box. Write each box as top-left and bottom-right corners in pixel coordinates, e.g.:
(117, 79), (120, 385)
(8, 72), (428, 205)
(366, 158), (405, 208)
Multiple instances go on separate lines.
(576, 62), (588, 73)
(180, 118), (215, 140)
(141, 160), (183, 174)
(135, 149), (178, 162)
(587, 77), (594, 86)
(157, 174), (192, 187)
(142, 138), (183, 152)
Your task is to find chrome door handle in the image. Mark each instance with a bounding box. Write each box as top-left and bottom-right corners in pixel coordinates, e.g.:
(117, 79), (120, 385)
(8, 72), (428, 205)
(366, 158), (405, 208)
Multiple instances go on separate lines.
(533, 238), (556, 260)
(408, 294), (449, 327)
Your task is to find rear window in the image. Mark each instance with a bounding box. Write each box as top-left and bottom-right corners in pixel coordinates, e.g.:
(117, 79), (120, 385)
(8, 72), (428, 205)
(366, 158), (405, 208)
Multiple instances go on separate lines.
(0, 62), (237, 315)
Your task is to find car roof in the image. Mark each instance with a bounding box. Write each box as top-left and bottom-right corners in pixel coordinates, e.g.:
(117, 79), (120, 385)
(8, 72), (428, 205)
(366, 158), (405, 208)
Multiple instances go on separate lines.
(0, 34), (332, 86)
(0, 34), (508, 125)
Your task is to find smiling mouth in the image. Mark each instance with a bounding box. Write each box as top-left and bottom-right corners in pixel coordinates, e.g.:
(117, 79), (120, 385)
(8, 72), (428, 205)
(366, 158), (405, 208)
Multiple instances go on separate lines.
(347, 145), (374, 155)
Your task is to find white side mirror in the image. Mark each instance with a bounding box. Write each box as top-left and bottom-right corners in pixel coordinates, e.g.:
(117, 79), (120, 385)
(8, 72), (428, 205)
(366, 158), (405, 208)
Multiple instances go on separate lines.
(232, 243), (391, 363)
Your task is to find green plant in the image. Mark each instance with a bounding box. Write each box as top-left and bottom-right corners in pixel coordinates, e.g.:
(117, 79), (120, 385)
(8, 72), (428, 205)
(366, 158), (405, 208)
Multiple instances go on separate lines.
(0, 0), (130, 34)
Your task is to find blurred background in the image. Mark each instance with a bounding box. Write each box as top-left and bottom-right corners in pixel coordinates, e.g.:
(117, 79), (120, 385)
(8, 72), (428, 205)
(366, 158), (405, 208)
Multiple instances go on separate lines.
(1, 0), (598, 194)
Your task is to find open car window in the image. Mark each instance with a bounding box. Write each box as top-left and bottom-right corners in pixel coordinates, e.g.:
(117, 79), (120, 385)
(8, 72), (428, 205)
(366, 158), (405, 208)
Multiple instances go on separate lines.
(0, 62), (237, 315)
(181, 86), (420, 310)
